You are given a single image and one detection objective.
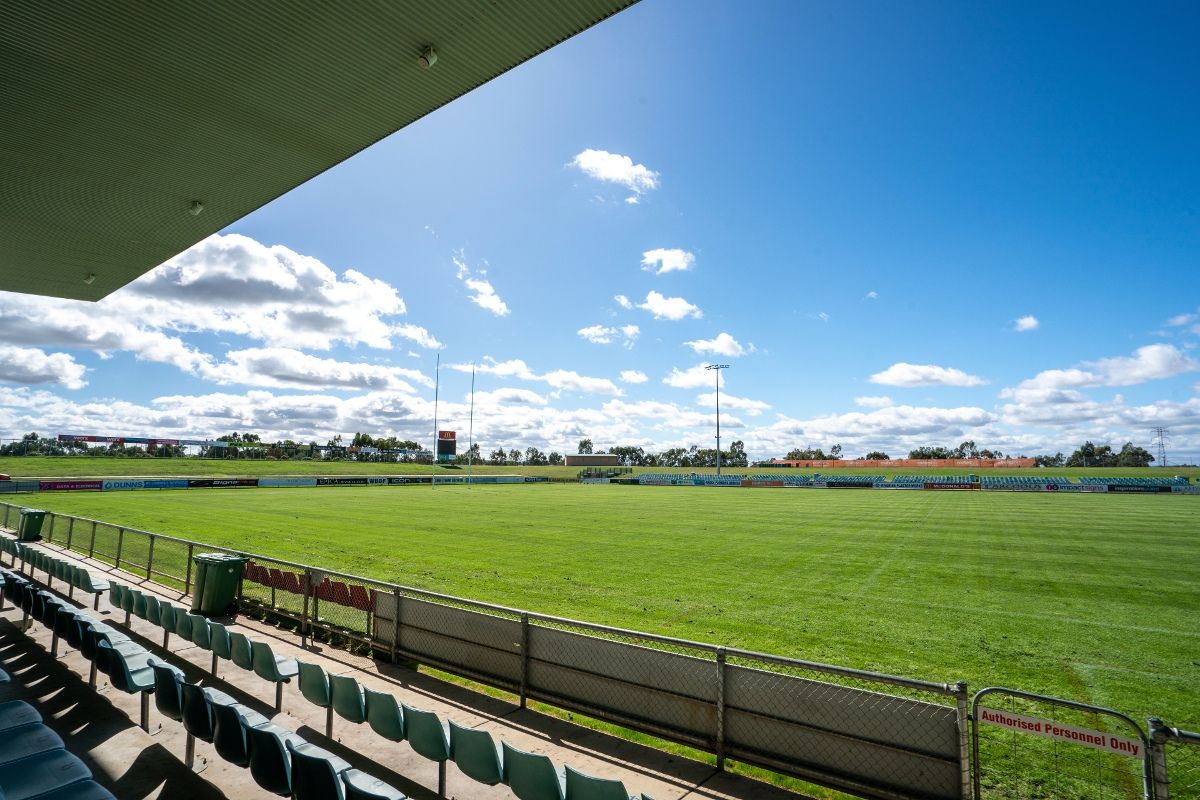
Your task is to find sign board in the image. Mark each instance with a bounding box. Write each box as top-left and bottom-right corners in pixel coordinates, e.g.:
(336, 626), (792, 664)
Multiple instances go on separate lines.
(977, 707), (1142, 758)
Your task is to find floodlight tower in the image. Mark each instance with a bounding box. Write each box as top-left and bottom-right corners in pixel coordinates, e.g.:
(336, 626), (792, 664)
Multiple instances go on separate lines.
(706, 364), (730, 476)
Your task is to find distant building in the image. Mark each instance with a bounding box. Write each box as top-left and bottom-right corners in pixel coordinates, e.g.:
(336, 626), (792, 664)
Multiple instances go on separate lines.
(564, 454), (621, 467)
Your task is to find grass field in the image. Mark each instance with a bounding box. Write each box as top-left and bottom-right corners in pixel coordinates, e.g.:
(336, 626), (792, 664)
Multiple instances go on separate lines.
(15, 479), (1199, 732)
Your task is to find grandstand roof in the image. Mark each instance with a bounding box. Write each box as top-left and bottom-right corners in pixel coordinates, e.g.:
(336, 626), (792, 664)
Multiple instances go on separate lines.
(0, 1), (637, 301)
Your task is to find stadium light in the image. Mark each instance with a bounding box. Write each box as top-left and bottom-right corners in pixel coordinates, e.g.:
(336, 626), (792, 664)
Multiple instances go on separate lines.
(706, 364), (730, 476)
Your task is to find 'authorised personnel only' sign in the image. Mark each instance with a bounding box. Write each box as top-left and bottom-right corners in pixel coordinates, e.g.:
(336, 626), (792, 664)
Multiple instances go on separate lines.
(978, 707), (1142, 757)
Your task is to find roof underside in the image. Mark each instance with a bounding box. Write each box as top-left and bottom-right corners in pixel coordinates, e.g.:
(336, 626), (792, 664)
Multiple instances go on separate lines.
(0, 1), (636, 301)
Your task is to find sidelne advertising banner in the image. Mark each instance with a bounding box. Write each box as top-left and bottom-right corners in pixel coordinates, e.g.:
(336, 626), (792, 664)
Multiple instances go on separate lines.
(40, 480), (102, 491)
(257, 477), (318, 488)
(187, 479), (258, 488)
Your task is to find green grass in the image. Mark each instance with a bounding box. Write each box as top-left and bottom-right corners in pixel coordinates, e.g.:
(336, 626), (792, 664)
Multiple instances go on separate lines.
(17, 482), (1200, 732)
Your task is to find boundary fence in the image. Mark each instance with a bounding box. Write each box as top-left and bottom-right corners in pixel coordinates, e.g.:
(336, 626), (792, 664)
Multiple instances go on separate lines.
(2, 500), (1196, 800)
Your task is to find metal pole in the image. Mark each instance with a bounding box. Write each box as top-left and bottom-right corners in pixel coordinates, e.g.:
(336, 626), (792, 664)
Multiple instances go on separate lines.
(955, 681), (971, 800)
(88, 521), (96, 559)
(184, 543), (194, 595)
(432, 352), (440, 490)
(301, 568), (311, 648)
(715, 647), (727, 770)
(706, 364), (729, 477)
(66, 517), (74, 552)
(468, 363), (475, 489)
(390, 587), (402, 663)
(146, 535), (156, 580)
(115, 528), (124, 570)
(519, 612), (530, 708)
(1148, 718), (1171, 800)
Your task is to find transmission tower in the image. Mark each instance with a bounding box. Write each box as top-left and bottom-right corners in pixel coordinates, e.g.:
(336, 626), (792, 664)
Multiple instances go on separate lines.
(1151, 427), (1169, 468)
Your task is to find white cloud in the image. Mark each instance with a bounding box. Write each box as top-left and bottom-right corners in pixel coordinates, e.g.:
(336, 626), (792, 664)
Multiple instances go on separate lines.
(578, 324), (639, 348)
(695, 392), (770, 416)
(664, 363), (723, 390)
(620, 370), (648, 384)
(1166, 313), (1197, 327)
(570, 149), (659, 203)
(866, 291), (878, 300)
(685, 332), (747, 358)
(640, 248), (695, 275)
(602, 399), (739, 430)
(614, 295), (633, 310)
(472, 388), (548, 406)
(1014, 315), (1040, 332)
(0, 346), (87, 390)
(202, 348), (432, 392)
(1087, 344), (1198, 386)
(452, 253), (510, 316)
(638, 291), (702, 321)
(451, 357), (621, 397)
(870, 363), (986, 387)
(855, 395), (894, 408)
(817, 311), (830, 323)
(392, 324), (443, 350)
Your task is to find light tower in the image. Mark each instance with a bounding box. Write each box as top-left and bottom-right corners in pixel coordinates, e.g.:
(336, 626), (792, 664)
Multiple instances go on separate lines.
(706, 364), (730, 476)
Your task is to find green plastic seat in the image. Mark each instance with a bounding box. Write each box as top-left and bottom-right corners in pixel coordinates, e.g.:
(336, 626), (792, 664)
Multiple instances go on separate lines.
(247, 722), (306, 796)
(188, 614), (212, 650)
(286, 740), (352, 800)
(564, 765), (643, 800)
(502, 741), (564, 800)
(250, 640), (299, 712)
(159, 604), (179, 648)
(364, 688), (405, 743)
(209, 622), (231, 675)
(174, 608), (194, 642)
(230, 631), (254, 671)
(342, 769), (406, 800)
(401, 703), (449, 796)
(297, 661), (333, 737)
(212, 701), (270, 768)
(135, 592), (155, 621)
(98, 639), (157, 732)
(449, 719), (502, 786)
(330, 674), (366, 726)
(142, 594), (162, 623)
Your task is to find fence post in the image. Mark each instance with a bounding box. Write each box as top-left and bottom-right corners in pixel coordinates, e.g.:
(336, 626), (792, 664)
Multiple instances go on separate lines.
(115, 528), (124, 570)
(45, 513), (55, 543)
(519, 613), (530, 708)
(1148, 717), (1172, 800)
(146, 535), (156, 580)
(66, 517), (74, 551)
(184, 543), (194, 595)
(390, 587), (402, 663)
(955, 681), (971, 800)
(301, 568), (312, 648)
(716, 647), (727, 771)
(88, 521), (96, 559)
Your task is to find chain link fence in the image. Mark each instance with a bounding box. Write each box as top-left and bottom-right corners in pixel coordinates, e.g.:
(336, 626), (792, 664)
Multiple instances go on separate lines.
(1150, 720), (1200, 800)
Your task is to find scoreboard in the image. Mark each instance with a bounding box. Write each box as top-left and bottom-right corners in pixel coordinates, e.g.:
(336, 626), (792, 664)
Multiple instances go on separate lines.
(436, 430), (456, 462)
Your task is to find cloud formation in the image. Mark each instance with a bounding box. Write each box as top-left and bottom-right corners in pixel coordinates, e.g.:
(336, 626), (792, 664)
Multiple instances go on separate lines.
(685, 332), (749, 358)
(641, 248), (695, 275)
(577, 324), (639, 348)
(570, 149), (660, 204)
(638, 291), (702, 321)
(0, 346), (88, 390)
(1014, 315), (1040, 332)
(663, 363), (724, 390)
(870, 363), (986, 387)
(453, 253), (510, 317)
(620, 370), (648, 384)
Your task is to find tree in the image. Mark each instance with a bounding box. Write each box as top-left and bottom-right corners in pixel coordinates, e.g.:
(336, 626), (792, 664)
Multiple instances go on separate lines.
(863, 451), (890, 460)
(909, 446), (955, 459)
(488, 448), (506, 465)
(1115, 442), (1154, 468)
(455, 443), (481, 465)
(507, 448), (522, 464)
(1035, 452), (1065, 467)
(829, 444), (842, 460)
(785, 447), (826, 460)
(548, 451), (564, 465)
(609, 445), (646, 467)
(524, 447), (548, 466)
(1065, 441), (1117, 468)
(726, 440), (748, 467)
(577, 438), (593, 454)
(953, 440), (979, 458)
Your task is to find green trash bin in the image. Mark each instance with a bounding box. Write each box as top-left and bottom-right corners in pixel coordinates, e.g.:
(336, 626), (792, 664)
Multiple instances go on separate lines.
(17, 509), (47, 542)
(191, 553), (248, 616)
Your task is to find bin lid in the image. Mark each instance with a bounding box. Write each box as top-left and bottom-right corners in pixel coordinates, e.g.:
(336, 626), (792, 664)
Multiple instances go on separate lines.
(20, 509), (45, 514)
(194, 552), (249, 564)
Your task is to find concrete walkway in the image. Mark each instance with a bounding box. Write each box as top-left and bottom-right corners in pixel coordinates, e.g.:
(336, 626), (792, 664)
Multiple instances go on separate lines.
(0, 537), (810, 800)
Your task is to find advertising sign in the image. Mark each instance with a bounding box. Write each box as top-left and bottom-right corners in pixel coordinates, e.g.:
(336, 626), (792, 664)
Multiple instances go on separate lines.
(39, 480), (102, 491)
(257, 477), (318, 488)
(187, 479), (257, 488)
(316, 477), (368, 486)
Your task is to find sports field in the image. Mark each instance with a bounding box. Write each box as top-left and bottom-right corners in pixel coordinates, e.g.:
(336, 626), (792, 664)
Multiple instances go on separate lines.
(17, 479), (1200, 730)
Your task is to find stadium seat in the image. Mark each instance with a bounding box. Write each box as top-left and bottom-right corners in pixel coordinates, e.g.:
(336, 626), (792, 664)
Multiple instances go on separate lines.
(181, 682), (240, 770)
(150, 659), (186, 727)
(297, 661), (334, 737)
(286, 740), (353, 800)
(212, 699), (271, 768)
(449, 719), (503, 786)
(348, 584), (373, 611)
(502, 740), (565, 800)
(269, 569), (288, 590)
(230, 631), (254, 672)
(330, 582), (353, 607)
(159, 603), (179, 649)
(247, 722), (305, 796)
(27, 780), (118, 800)
(250, 640), (300, 711)
(0, 749), (94, 800)
(188, 613), (211, 649)
(0, 722), (64, 766)
(0, 700), (42, 732)
(282, 572), (305, 595)
(330, 674), (366, 726)
(209, 621), (232, 674)
(401, 703), (450, 796)
(342, 769), (407, 800)
(174, 607), (194, 643)
(564, 764), (648, 800)
(98, 639), (157, 731)
(364, 687), (405, 743)
(143, 595), (161, 627)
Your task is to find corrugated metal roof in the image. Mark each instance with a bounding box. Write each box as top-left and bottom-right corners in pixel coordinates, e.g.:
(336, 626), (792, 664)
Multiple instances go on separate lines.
(0, 1), (637, 300)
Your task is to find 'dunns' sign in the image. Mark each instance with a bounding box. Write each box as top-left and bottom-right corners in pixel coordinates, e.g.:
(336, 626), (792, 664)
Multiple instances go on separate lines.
(978, 707), (1142, 757)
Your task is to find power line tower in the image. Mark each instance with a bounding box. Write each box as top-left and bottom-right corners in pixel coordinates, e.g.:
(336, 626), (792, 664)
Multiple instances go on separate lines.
(1151, 427), (1169, 468)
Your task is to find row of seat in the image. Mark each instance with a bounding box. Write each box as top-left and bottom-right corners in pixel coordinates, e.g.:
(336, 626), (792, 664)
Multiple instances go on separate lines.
(3, 566), (406, 800)
(1078, 476), (1189, 485)
(980, 476), (1071, 486)
(109, 582), (299, 711)
(0, 538), (110, 608)
(289, 659), (654, 800)
(244, 563), (376, 611)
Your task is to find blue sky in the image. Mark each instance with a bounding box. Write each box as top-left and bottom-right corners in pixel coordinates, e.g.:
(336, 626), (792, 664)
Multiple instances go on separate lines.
(2, 0), (1199, 462)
